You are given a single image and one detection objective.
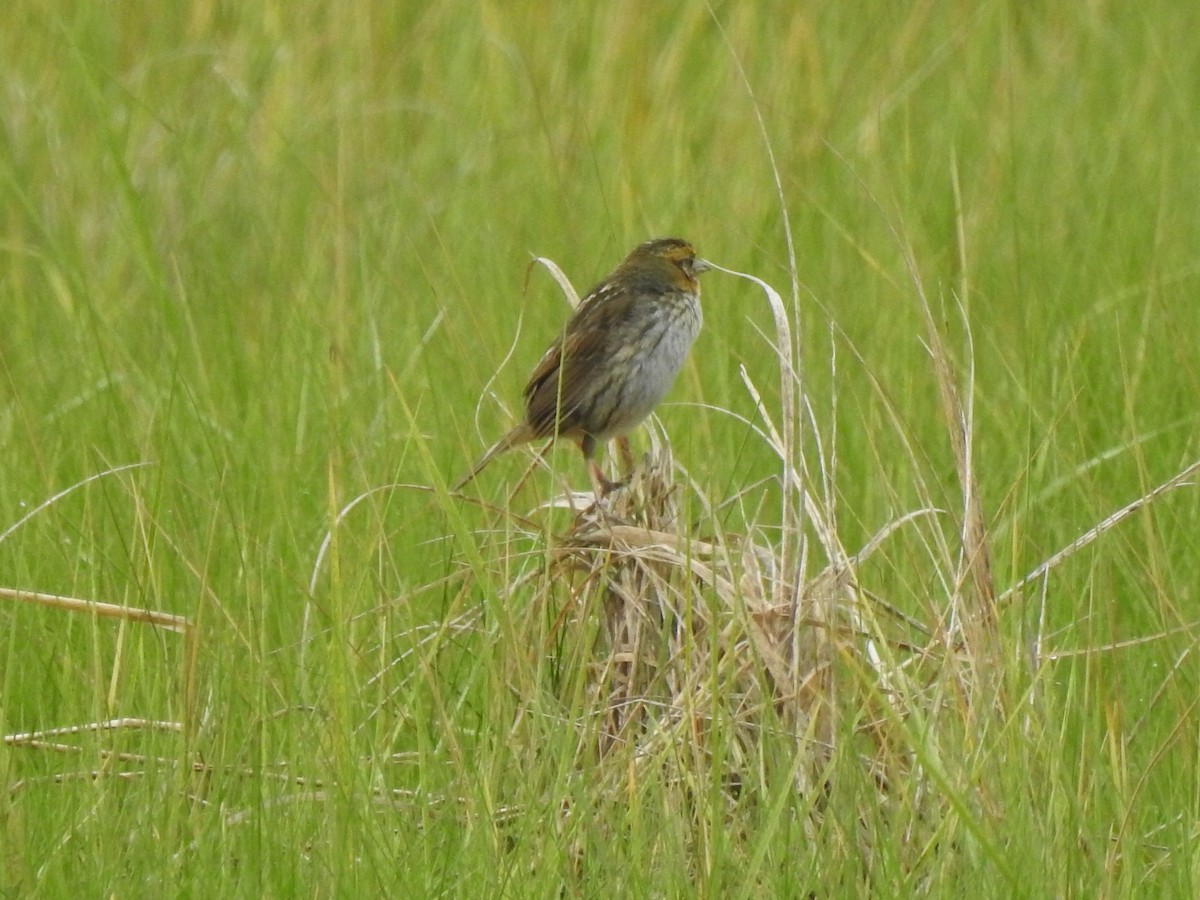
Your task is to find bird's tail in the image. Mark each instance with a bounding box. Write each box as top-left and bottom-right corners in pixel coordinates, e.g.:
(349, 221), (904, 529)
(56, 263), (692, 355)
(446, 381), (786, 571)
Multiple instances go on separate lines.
(451, 425), (530, 491)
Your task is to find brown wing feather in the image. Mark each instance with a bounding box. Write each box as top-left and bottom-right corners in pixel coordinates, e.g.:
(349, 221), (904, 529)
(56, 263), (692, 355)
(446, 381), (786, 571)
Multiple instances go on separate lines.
(522, 322), (613, 438)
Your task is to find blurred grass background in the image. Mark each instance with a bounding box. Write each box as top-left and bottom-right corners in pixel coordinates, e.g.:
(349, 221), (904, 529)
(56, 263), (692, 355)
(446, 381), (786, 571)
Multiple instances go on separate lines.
(2, 1), (1199, 895)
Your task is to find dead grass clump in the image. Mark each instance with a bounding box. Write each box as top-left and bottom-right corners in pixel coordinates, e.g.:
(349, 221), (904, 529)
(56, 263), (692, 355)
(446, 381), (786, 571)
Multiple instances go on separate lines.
(467, 419), (962, 830)
(545, 441), (860, 793)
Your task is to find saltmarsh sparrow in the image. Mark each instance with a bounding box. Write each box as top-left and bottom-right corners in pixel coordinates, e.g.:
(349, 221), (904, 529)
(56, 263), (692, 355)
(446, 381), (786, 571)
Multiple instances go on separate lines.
(455, 237), (711, 494)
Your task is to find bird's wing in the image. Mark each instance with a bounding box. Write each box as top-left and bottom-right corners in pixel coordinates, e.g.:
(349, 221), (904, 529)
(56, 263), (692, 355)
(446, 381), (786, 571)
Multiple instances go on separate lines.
(522, 286), (630, 439)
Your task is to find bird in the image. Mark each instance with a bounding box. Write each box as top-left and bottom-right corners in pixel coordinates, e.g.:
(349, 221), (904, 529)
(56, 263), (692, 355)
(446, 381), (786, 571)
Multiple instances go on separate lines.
(455, 237), (710, 495)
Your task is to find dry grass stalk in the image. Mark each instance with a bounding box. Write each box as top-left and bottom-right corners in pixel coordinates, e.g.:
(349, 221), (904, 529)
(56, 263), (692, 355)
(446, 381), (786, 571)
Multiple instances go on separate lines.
(0, 586), (191, 634)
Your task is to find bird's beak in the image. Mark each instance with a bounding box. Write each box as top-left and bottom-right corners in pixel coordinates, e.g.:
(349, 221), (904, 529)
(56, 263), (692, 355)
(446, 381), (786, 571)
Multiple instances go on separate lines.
(692, 258), (713, 275)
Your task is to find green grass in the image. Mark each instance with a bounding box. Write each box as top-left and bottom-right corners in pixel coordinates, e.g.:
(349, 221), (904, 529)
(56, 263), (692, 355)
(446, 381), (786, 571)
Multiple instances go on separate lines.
(3, 2), (1200, 896)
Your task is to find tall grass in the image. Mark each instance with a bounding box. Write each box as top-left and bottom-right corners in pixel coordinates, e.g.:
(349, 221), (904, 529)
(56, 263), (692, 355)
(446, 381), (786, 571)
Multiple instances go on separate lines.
(3, 2), (1200, 895)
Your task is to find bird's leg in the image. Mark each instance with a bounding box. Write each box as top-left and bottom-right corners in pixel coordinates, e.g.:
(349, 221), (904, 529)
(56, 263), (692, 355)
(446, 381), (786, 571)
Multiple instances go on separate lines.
(580, 434), (621, 497)
(587, 460), (621, 498)
(615, 435), (635, 478)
